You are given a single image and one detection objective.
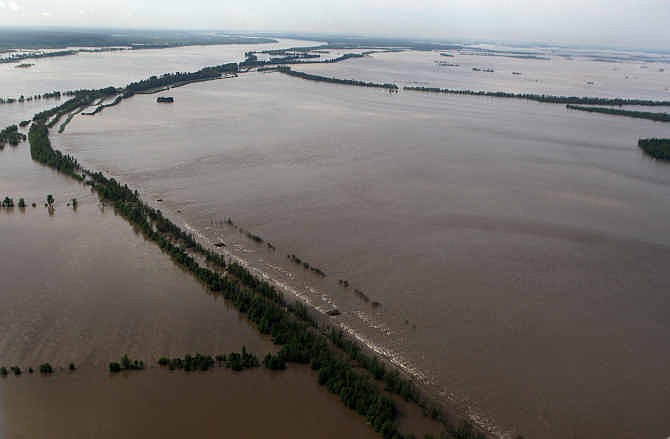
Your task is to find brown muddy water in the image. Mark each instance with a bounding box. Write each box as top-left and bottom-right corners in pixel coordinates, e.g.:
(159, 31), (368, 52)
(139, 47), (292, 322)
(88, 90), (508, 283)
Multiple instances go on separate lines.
(299, 49), (670, 100)
(0, 140), (377, 439)
(0, 367), (376, 439)
(0, 38), (318, 99)
(53, 69), (670, 439)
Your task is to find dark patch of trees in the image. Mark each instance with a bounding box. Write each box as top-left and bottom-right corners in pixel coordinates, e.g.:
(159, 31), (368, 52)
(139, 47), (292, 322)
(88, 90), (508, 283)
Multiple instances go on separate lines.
(124, 64), (238, 97)
(404, 86), (670, 107)
(0, 90), (68, 105)
(0, 125), (27, 148)
(158, 348), (259, 372)
(638, 138), (670, 160)
(0, 29), (275, 51)
(567, 105), (670, 122)
(0, 49), (78, 65)
(263, 352), (287, 370)
(25, 78), (491, 439)
(278, 66), (399, 90)
(109, 354), (145, 373)
(29, 121), (83, 180)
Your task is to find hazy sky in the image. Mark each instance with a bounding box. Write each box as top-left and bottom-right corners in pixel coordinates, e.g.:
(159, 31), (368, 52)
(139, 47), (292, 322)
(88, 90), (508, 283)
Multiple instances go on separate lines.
(1, 0), (669, 49)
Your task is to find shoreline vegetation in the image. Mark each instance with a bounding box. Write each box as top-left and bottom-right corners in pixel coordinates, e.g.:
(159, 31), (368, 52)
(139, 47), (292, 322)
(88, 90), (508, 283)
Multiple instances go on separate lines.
(638, 138), (670, 160)
(0, 124), (27, 148)
(277, 66), (399, 90)
(240, 47), (396, 69)
(26, 94), (489, 438)
(403, 86), (670, 107)
(0, 363), (63, 376)
(0, 90), (74, 105)
(0, 30), (277, 51)
(14, 53), (666, 435)
(566, 104), (670, 122)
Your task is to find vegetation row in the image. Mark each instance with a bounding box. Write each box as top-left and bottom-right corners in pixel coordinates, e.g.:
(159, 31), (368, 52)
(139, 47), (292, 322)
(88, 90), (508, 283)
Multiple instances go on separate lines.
(404, 86), (670, 106)
(566, 104), (670, 122)
(277, 66), (399, 90)
(638, 138), (670, 160)
(24, 75), (492, 439)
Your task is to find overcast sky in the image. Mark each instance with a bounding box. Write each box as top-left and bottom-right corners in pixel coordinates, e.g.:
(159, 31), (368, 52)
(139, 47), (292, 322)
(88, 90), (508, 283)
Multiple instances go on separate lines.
(1, 0), (669, 49)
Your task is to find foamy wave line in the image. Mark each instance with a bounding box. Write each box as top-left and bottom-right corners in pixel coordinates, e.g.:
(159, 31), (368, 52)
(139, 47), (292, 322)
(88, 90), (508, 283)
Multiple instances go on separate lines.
(338, 322), (429, 383)
(306, 285), (337, 308)
(184, 221), (507, 439)
(353, 310), (394, 336)
(186, 220), (427, 382)
(184, 222), (325, 312)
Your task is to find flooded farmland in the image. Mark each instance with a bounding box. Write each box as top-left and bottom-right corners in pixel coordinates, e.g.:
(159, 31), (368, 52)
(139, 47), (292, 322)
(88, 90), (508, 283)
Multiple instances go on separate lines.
(3, 44), (670, 439)
(50, 52), (670, 439)
(0, 109), (379, 439)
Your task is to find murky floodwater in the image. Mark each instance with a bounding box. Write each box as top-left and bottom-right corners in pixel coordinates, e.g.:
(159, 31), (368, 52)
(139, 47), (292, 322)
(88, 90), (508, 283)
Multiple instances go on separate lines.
(299, 49), (670, 100)
(0, 38), (318, 99)
(53, 65), (670, 439)
(0, 367), (377, 439)
(3, 44), (670, 438)
(0, 100), (376, 439)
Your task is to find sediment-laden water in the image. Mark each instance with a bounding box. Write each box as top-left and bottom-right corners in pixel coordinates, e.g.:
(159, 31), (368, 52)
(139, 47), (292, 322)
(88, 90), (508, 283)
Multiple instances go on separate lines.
(0, 38), (318, 99)
(0, 111), (377, 439)
(49, 62), (670, 439)
(0, 367), (377, 439)
(298, 49), (670, 100)
(3, 45), (670, 438)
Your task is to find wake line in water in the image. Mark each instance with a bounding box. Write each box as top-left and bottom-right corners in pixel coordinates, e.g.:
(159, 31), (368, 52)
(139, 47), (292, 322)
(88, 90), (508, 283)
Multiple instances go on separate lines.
(184, 218), (507, 438)
(182, 220), (426, 376)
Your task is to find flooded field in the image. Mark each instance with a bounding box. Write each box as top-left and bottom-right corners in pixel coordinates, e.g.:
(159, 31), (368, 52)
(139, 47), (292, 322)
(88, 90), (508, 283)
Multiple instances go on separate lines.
(0, 123), (378, 439)
(0, 144), (273, 368)
(50, 66), (670, 439)
(0, 367), (377, 439)
(0, 38), (317, 98)
(3, 42), (670, 439)
(299, 49), (670, 100)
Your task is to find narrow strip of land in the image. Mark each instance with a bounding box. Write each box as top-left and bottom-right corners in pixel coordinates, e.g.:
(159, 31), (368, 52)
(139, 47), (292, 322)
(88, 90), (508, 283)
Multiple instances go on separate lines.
(403, 86), (670, 107)
(566, 104), (670, 122)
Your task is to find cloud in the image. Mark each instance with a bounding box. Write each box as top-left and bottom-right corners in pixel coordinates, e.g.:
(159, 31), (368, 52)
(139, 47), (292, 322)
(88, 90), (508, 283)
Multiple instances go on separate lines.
(40, 11), (51, 16)
(7, 0), (19, 11)
(0, 1), (6, 9)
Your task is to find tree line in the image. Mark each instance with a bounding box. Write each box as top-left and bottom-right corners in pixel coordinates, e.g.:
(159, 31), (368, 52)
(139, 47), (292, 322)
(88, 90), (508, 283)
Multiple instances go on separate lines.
(0, 125), (27, 147)
(25, 72), (492, 439)
(123, 63), (238, 97)
(404, 86), (670, 107)
(566, 104), (670, 122)
(0, 362), (74, 376)
(0, 90), (69, 105)
(638, 138), (670, 160)
(277, 66), (399, 90)
(158, 348), (260, 372)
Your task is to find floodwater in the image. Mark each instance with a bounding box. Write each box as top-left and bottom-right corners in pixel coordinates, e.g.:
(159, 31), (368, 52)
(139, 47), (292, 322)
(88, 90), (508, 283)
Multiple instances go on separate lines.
(0, 144), (272, 368)
(0, 121), (376, 439)
(298, 49), (670, 100)
(0, 38), (318, 98)
(0, 367), (377, 439)
(54, 65), (670, 439)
